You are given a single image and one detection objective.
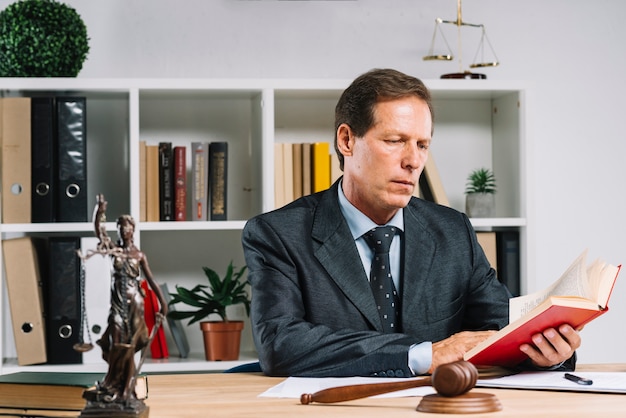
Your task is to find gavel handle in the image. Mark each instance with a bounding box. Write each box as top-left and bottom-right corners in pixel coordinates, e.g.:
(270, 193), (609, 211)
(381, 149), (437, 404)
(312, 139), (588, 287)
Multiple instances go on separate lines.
(300, 377), (433, 404)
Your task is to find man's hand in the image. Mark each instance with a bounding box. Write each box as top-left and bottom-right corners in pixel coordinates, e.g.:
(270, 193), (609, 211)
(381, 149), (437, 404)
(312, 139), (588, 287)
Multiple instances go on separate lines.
(519, 324), (580, 368)
(429, 331), (497, 373)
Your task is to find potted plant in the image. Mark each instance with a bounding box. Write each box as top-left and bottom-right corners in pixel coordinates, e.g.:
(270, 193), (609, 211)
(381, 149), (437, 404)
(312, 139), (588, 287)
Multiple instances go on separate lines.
(464, 167), (496, 218)
(167, 262), (250, 361)
(0, 0), (90, 77)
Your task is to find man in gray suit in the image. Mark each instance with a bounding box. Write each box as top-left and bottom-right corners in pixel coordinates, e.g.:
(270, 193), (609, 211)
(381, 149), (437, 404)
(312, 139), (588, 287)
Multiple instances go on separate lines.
(242, 69), (580, 377)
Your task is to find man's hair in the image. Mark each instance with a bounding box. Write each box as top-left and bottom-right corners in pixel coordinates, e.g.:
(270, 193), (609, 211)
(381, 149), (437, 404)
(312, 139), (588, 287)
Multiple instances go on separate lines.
(334, 68), (433, 170)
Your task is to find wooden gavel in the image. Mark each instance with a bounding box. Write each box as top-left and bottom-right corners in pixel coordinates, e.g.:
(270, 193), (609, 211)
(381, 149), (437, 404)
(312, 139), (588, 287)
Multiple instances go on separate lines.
(300, 360), (478, 404)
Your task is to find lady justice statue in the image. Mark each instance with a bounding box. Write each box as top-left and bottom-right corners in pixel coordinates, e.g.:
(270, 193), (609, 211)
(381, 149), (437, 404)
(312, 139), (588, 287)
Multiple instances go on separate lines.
(79, 194), (167, 417)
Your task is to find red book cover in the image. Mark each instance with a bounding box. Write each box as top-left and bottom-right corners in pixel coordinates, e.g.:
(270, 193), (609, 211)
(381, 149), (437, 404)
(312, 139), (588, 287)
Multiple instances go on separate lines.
(141, 280), (169, 359)
(465, 265), (621, 368)
(174, 146), (187, 221)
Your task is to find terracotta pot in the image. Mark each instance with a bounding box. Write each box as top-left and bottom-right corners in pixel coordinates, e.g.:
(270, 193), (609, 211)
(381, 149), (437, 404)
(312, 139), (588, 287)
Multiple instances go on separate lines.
(199, 321), (244, 361)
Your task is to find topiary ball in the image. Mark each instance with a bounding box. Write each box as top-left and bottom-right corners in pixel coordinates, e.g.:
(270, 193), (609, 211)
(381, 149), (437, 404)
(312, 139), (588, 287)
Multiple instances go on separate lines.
(0, 0), (90, 77)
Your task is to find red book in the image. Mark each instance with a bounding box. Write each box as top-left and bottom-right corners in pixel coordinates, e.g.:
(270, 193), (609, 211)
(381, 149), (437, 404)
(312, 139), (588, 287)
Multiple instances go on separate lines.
(465, 251), (620, 368)
(174, 146), (187, 221)
(141, 280), (169, 359)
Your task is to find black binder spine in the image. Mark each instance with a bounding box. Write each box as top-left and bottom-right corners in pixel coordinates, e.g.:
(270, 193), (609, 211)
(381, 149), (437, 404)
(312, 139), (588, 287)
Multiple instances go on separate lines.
(159, 142), (174, 221)
(209, 141), (228, 221)
(56, 97), (87, 222)
(45, 237), (82, 364)
(31, 97), (56, 223)
(496, 230), (521, 297)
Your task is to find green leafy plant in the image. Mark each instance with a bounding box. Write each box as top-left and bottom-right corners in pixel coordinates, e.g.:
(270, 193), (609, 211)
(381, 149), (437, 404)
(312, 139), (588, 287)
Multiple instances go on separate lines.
(167, 262), (250, 325)
(0, 0), (90, 77)
(465, 167), (496, 194)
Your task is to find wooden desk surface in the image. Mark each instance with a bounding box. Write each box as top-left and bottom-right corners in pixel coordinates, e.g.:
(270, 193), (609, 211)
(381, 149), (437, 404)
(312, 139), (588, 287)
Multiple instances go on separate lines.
(145, 364), (626, 417)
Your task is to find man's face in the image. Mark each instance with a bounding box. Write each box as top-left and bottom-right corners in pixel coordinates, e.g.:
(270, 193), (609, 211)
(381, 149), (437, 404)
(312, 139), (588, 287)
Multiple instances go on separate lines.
(340, 96), (432, 225)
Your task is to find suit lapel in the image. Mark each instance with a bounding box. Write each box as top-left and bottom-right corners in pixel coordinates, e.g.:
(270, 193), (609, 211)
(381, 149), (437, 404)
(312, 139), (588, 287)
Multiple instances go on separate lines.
(401, 201), (436, 332)
(311, 181), (382, 330)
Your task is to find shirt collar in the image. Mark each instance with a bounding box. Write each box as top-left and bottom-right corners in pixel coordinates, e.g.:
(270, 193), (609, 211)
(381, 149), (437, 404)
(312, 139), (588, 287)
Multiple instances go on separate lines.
(337, 180), (404, 240)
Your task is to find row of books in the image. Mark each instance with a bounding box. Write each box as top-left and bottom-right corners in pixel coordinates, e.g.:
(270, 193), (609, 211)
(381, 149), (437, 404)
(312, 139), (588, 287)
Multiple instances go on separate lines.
(139, 141), (228, 222)
(1, 96), (89, 224)
(1, 236), (188, 367)
(274, 142), (342, 209)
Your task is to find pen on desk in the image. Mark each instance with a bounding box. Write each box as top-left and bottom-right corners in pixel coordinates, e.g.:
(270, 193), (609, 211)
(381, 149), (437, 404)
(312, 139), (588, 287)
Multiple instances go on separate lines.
(564, 373), (593, 385)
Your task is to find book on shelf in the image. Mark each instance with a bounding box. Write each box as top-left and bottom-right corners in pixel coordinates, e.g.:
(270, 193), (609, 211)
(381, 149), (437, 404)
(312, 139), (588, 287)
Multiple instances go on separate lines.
(301, 142), (312, 196)
(159, 141), (174, 221)
(464, 249), (621, 367)
(209, 141), (228, 220)
(160, 282), (190, 358)
(191, 142), (209, 221)
(0, 372), (147, 412)
(56, 97), (88, 222)
(312, 142), (331, 193)
(1, 97), (31, 223)
(330, 152), (341, 184)
(281, 143), (294, 204)
(174, 145), (187, 221)
(1, 237), (47, 365)
(146, 144), (160, 222)
(292, 142), (303, 200)
(31, 97), (56, 223)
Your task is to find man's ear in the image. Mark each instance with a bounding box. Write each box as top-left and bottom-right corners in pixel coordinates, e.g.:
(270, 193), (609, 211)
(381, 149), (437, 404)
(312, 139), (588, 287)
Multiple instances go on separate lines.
(336, 123), (354, 157)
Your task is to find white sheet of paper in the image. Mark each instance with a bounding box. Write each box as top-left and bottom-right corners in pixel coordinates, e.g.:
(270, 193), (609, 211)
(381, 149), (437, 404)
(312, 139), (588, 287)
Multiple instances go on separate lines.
(259, 376), (436, 399)
(477, 371), (626, 393)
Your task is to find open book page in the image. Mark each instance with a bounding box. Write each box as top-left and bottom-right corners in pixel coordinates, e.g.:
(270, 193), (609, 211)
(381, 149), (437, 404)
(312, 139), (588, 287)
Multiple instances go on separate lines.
(509, 250), (591, 322)
(587, 260), (620, 310)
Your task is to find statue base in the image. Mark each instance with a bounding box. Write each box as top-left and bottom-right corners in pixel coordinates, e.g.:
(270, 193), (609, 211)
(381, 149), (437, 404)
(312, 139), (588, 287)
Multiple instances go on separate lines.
(80, 387), (149, 418)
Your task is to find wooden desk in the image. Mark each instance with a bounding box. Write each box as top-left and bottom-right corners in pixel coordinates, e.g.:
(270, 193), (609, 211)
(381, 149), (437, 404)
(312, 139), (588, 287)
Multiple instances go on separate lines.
(145, 364), (626, 417)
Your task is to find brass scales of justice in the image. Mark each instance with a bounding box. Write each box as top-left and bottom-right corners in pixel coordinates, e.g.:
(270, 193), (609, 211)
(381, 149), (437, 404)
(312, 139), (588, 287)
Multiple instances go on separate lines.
(423, 0), (500, 79)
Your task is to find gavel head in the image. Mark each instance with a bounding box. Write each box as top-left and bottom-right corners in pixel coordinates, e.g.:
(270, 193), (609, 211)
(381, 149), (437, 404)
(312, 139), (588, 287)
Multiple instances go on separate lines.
(431, 360), (478, 397)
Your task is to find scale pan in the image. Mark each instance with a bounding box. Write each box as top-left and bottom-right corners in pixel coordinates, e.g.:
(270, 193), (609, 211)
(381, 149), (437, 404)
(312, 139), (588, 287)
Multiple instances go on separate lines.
(423, 54), (453, 61)
(470, 61), (499, 68)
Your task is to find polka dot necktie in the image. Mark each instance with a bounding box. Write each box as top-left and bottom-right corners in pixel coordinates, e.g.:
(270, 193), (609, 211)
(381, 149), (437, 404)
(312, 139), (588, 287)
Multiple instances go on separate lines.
(363, 226), (400, 333)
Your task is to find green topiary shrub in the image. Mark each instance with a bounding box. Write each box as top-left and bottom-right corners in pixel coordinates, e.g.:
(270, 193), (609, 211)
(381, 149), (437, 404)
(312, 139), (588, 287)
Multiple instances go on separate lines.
(0, 0), (90, 77)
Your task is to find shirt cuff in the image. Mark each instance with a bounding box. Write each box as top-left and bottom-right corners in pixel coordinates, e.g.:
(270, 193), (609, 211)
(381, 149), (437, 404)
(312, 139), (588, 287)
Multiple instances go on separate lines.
(408, 341), (432, 375)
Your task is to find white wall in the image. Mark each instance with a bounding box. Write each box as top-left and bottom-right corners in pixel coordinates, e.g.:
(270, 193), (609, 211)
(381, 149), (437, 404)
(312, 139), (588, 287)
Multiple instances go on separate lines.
(3, 0), (625, 364)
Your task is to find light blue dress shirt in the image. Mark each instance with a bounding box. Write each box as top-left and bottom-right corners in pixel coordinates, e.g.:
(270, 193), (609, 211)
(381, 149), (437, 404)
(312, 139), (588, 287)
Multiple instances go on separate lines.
(337, 182), (431, 375)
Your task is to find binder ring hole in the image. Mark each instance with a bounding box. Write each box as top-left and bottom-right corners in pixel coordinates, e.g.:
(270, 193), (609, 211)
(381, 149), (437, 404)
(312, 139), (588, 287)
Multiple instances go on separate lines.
(59, 324), (73, 339)
(36, 182), (50, 196)
(10, 183), (23, 196)
(21, 322), (34, 333)
(66, 184), (80, 198)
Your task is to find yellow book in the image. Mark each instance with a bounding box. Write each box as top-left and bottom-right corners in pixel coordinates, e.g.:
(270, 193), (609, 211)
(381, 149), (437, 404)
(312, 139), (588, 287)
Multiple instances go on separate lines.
(312, 142), (331, 193)
(146, 144), (160, 222)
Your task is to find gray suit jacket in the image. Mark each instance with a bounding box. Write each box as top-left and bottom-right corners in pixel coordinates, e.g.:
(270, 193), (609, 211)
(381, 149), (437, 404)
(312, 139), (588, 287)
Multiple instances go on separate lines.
(242, 179), (511, 377)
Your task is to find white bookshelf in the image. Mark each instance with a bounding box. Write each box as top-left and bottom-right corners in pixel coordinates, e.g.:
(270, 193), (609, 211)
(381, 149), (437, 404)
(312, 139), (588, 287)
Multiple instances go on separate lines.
(0, 78), (530, 374)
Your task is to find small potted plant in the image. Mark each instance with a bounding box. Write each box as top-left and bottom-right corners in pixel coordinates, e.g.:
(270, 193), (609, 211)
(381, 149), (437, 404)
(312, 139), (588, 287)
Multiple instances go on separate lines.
(167, 262), (250, 361)
(464, 167), (496, 218)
